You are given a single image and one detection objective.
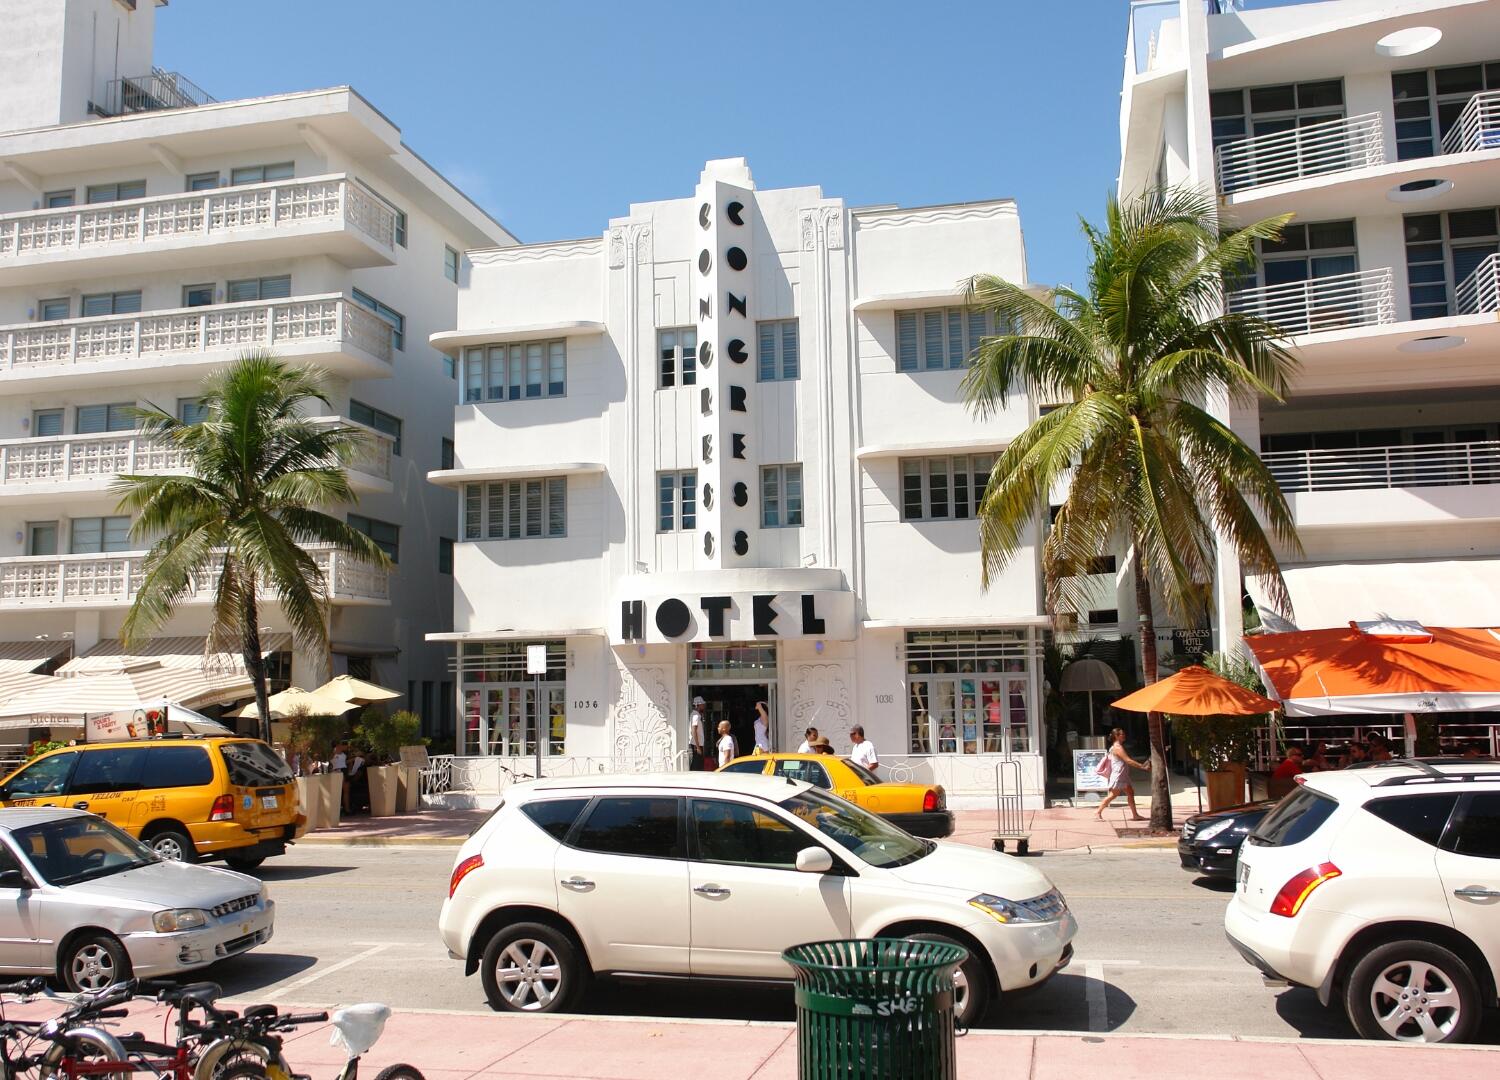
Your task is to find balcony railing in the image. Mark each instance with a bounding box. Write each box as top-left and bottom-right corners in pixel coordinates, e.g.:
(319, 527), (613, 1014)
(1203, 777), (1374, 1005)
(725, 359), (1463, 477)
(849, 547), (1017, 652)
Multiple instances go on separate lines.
(0, 418), (391, 491)
(1227, 267), (1395, 335)
(0, 546), (388, 609)
(0, 174), (396, 258)
(1215, 113), (1385, 194)
(1441, 90), (1500, 156)
(1456, 252), (1500, 316)
(100, 69), (215, 117)
(1263, 440), (1500, 494)
(0, 294), (394, 374)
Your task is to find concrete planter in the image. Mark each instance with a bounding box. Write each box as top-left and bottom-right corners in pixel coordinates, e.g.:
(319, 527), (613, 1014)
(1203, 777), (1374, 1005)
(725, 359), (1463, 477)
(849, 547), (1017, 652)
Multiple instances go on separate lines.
(397, 766), (423, 813)
(317, 771), (344, 829)
(368, 764), (399, 817)
(295, 776), (322, 833)
(1206, 766), (1247, 811)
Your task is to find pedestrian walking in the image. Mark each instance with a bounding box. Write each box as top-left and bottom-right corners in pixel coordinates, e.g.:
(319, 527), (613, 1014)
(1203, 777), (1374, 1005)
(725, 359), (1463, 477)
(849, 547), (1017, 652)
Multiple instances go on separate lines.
(716, 719), (738, 769)
(753, 700), (771, 753)
(688, 695), (707, 771)
(849, 725), (879, 774)
(797, 726), (818, 753)
(331, 741), (350, 812)
(1095, 727), (1148, 821)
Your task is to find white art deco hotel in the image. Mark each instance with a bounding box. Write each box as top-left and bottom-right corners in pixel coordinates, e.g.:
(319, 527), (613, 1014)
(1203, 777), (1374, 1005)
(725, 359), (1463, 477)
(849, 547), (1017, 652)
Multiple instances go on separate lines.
(433, 159), (1049, 804)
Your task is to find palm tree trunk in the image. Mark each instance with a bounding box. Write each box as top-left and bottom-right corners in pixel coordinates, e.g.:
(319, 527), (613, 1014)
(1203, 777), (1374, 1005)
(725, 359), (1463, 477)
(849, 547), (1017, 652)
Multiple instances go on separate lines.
(242, 579), (273, 744)
(1133, 553), (1173, 831)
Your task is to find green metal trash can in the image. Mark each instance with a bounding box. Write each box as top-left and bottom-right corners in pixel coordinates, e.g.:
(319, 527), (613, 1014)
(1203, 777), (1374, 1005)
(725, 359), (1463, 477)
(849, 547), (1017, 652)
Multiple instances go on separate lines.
(781, 938), (967, 1079)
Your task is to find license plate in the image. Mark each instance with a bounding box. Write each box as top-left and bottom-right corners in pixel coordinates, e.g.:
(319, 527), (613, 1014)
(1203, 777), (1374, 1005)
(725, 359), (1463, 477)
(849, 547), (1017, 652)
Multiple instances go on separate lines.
(1237, 861), (1250, 888)
(261, 795), (278, 809)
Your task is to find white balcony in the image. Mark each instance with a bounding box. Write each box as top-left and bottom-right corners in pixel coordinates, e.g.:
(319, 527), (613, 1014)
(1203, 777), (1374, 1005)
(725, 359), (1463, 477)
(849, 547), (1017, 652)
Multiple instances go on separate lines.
(1215, 114), (1385, 196)
(0, 418), (392, 504)
(0, 294), (393, 389)
(1441, 90), (1500, 157)
(1456, 253), (1500, 316)
(0, 545), (389, 610)
(1227, 267), (1394, 337)
(0, 175), (396, 286)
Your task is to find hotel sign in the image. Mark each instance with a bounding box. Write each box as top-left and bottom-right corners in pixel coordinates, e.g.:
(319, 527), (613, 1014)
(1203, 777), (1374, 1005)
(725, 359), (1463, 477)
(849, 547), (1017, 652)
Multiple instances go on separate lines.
(613, 590), (856, 645)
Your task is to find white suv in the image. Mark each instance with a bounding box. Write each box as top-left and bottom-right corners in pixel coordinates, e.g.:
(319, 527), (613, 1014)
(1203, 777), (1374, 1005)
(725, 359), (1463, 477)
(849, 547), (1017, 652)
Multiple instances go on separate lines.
(1226, 760), (1500, 1043)
(438, 773), (1076, 1026)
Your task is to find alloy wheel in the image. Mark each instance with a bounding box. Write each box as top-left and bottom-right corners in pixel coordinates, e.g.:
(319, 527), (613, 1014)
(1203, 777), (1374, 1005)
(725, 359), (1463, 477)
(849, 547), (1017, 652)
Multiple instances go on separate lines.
(152, 835), (187, 861)
(493, 938), (562, 1011)
(70, 944), (116, 992)
(952, 964), (970, 1021)
(1369, 959), (1463, 1042)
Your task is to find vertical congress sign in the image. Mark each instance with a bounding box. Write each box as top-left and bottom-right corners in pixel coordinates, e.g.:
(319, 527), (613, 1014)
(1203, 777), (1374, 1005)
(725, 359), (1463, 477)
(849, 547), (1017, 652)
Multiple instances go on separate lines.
(693, 179), (756, 569)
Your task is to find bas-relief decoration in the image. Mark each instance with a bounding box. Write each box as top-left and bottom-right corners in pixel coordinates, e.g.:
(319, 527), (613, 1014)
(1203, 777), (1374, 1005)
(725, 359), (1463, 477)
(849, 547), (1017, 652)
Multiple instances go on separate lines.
(799, 206), (844, 252)
(853, 201), (1017, 231)
(612, 664), (676, 765)
(470, 237), (603, 265)
(608, 222), (653, 269)
(790, 663), (852, 731)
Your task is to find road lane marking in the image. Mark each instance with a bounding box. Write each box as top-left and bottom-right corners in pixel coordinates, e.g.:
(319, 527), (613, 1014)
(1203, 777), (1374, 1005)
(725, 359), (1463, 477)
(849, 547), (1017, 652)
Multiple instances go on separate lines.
(261, 943), (392, 1001)
(1085, 960), (1108, 1031)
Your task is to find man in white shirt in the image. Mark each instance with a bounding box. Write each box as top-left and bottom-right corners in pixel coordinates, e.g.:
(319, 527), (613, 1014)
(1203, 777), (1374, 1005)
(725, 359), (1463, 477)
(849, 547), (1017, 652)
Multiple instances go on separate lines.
(716, 720), (738, 769)
(849, 726), (879, 774)
(797, 726), (818, 754)
(753, 701), (771, 753)
(688, 696), (707, 770)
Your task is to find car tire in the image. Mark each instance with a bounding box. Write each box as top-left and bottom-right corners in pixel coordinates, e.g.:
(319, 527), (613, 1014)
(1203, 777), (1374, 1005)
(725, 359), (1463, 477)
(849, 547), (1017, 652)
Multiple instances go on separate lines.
(908, 931), (991, 1027)
(145, 826), (196, 863)
(479, 922), (586, 1013)
(224, 853), (266, 872)
(1343, 939), (1481, 1043)
(60, 931), (131, 993)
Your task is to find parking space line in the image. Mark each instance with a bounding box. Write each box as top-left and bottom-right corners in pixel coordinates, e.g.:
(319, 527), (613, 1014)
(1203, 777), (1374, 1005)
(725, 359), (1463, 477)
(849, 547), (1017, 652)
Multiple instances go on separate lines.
(261, 943), (393, 1001)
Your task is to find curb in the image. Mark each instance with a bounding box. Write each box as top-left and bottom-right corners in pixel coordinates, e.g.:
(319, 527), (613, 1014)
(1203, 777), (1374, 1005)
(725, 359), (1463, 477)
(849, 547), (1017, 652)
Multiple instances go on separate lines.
(296, 834), (466, 847)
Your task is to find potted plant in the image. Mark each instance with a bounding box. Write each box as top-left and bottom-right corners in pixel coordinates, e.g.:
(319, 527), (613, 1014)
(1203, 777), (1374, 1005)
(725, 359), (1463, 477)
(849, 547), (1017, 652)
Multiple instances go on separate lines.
(355, 707), (420, 817)
(299, 711), (347, 829)
(1174, 653), (1270, 810)
(285, 707), (323, 831)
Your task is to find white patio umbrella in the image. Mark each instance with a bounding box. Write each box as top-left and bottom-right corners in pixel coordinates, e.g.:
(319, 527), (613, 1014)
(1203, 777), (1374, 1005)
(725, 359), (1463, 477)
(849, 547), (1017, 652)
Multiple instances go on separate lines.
(316, 674), (403, 706)
(230, 686), (359, 720)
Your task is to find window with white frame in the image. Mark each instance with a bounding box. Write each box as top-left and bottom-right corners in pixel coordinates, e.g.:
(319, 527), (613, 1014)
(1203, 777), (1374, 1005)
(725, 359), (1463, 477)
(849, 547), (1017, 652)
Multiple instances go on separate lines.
(462, 478), (567, 541)
(39, 298), (69, 321)
(761, 464), (803, 528)
(31, 410), (63, 438)
(76, 403), (135, 434)
(394, 209), (408, 248)
(900, 454), (995, 521)
(757, 320), (799, 382)
(444, 246), (460, 282)
(349, 400), (402, 456)
(227, 275), (291, 303)
(85, 180), (146, 204)
(459, 640), (567, 757)
(229, 163), (293, 186)
(352, 289), (405, 351)
(185, 172), (220, 191)
(657, 471), (697, 532)
(182, 284), (214, 307)
(461, 341), (566, 402)
(895, 308), (1004, 372)
(70, 516), (132, 554)
(43, 190), (74, 208)
(658, 327), (697, 387)
(178, 399), (209, 425)
(905, 629), (1035, 755)
(440, 438), (455, 471)
(81, 291), (141, 317)
(348, 513), (399, 563)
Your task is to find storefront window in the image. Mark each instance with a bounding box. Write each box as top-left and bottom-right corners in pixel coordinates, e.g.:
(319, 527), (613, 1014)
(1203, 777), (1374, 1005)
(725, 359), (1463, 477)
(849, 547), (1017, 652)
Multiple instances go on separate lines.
(905, 630), (1035, 755)
(689, 644), (778, 679)
(458, 641), (566, 757)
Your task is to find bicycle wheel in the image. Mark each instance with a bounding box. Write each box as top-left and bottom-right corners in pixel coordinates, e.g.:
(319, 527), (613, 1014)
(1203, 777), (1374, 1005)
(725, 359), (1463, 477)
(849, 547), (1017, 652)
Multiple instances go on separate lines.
(216, 1063), (271, 1080)
(38, 1034), (132, 1080)
(375, 1066), (425, 1080)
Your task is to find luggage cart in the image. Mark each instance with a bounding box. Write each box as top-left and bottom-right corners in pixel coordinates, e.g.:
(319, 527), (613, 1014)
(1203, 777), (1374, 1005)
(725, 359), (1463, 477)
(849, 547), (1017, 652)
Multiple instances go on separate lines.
(991, 755), (1030, 855)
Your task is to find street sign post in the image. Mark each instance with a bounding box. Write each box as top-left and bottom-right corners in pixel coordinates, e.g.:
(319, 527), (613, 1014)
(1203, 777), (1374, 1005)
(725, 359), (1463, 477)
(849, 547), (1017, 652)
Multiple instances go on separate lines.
(526, 645), (547, 780)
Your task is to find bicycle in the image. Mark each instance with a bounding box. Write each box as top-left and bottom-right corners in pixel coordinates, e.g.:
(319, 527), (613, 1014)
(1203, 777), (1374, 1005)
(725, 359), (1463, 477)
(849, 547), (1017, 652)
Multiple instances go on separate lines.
(0, 978), (138, 1080)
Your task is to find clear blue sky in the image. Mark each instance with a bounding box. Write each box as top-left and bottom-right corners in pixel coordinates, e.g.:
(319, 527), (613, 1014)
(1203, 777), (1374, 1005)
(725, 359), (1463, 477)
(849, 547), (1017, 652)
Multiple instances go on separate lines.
(154, 1), (1295, 289)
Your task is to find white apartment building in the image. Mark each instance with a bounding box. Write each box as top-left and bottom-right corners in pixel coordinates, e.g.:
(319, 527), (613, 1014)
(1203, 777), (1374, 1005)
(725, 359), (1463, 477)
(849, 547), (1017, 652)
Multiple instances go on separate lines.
(0, 0), (514, 740)
(433, 158), (1052, 804)
(1119, 0), (1500, 650)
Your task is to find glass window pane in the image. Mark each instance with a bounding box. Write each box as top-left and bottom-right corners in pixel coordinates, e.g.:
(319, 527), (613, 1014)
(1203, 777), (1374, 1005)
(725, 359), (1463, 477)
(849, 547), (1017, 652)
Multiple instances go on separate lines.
(781, 322), (799, 380)
(508, 346), (523, 400)
(659, 474), (675, 531)
(464, 484), (481, 540)
(682, 327), (697, 386)
(759, 322), (776, 382)
(71, 518), (102, 553)
(573, 797), (680, 859)
(785, 465), (803, 526)
(526, 344), (544, 398)
(680, 472), (696, 530)
(922, 311), (944, 370)
(507, 481), (522, 538)
(659, 330), (676, 388)
(947, 311), (964, 369)
(897, 313), (918, 371)
(902, 460), (924, 519)
(76, 405), (107, 434)
(692, 800), (805, 868)
(485, 348), (503, 401)
(548, 342), (566, 396)
(547, 477), (566, 536)
(526, 479), (543, 536)
(929, 458), (949, 518)
(33, 410), (63, 437)
(762, 467), (779, 527)
(40, 299), (69, 321)
(953, 457), (970, 518)
(1452, 792), (1500, 858)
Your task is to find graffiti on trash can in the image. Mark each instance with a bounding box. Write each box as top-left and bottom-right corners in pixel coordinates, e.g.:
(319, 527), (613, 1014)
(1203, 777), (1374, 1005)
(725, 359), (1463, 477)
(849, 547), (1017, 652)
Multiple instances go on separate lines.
(850, 996), (921, 1017)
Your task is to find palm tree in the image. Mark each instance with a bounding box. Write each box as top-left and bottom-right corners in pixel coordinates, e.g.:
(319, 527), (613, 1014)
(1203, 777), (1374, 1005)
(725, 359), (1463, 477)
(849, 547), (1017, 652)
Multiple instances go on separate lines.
(114, 353), (391, 743)
(961, 187), (1302, 830)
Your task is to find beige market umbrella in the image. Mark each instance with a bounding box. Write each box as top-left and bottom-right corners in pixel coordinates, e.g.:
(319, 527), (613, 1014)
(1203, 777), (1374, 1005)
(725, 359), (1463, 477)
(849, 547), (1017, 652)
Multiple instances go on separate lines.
(230, 686), (359, 719)
(317, 674), (403, 705)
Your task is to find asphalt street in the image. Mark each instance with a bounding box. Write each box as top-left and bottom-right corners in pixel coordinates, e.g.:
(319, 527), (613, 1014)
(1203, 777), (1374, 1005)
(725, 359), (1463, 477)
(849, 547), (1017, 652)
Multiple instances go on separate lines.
(204, 844), (1498, 1042)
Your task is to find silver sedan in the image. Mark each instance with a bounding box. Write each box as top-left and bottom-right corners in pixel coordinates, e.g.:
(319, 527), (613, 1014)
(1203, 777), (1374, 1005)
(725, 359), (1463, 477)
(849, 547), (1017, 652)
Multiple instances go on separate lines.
(0, 807), (274, 990)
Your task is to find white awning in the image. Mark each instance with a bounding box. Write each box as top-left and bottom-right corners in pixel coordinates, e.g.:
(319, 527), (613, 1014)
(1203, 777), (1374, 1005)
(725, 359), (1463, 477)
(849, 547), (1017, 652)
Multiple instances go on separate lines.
(0, 667), (253, 721)
(1247, 560), (1500, 631)
(0, 639), (73, 675)
(58, 634), (291, 676)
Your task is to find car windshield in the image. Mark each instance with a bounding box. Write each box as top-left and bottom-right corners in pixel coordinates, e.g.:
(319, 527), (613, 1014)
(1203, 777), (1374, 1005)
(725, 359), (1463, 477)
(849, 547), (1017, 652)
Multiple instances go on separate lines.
(839, 759), (880, 786)
(782, 789), (931, 868)
(12, 817), (157, 886)
(220, 741), (293, 786)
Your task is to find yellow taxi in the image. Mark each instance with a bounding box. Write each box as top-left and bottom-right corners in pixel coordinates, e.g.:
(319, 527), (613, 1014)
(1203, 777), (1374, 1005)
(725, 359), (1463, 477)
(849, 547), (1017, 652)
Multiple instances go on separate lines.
(0, 736), (304, 870)
(718, 752), (955, 838)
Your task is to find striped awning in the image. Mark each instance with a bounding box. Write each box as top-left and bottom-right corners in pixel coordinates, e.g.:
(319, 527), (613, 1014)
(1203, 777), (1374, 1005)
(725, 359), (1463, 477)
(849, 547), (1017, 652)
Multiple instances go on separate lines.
(58, 634), (292, 676)
(0, 666), (253, 722)
(0, 640), (73, 676)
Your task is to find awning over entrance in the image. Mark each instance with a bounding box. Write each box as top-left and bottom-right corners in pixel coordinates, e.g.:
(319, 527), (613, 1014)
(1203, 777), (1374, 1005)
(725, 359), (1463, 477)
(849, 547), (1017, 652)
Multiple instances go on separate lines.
(58, 634), (291, 676)
(1247, 560), (1500, 631)
(0, 666), (254, 722)
(0, 639), (72, 675)
(1244, 625), (1500, 716)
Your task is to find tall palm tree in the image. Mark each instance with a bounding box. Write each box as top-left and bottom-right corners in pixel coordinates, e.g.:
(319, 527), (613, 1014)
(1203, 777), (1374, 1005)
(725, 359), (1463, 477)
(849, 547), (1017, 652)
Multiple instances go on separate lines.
(114, 353), (391, 743)
(961, 187), (1302, 829)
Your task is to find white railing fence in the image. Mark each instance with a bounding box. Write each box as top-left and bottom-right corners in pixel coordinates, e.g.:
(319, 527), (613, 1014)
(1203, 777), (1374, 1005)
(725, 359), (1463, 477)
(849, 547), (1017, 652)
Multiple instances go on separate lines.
(1441, 90), (1500, 156)
(1227, 266), (1394, 336)
(1216, 113), (1384, 194)
(1254, 722), (1500, 769)
(431, 751), (695, 795)
(1455, 252), (1500, 316)
(1263, 439), (1500, 493)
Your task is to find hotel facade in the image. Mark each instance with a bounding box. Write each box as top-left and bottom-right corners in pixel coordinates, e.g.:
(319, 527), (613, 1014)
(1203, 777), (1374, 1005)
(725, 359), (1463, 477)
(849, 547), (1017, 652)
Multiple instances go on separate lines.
(433, 159), (1051, 804)
(0, 0), (514, 741)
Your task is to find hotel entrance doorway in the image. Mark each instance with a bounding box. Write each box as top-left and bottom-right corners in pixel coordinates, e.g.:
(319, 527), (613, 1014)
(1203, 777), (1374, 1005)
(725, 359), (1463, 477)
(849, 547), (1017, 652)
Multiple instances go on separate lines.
(691, 683), (771, 761)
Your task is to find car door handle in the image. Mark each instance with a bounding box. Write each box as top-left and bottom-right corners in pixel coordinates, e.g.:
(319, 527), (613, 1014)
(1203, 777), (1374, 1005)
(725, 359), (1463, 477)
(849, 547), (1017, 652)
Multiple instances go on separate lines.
(1453, 886), (1500, 899)
(693, 884), (731, 898)
(72, 802), (88, 811)
(559, 876), (595, 891)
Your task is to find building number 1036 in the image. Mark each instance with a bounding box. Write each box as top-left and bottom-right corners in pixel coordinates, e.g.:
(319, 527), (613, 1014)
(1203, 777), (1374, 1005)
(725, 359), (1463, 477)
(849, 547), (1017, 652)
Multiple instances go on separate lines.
(572, 700), (600, 710)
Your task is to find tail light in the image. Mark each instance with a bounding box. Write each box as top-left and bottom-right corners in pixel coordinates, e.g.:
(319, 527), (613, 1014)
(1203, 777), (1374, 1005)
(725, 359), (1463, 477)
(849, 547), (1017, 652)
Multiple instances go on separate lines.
(449, 853), (484, 898)
(209, 795), (235, 822)
(1270, 862), (1341, 917)
(923, 788), (946, 812)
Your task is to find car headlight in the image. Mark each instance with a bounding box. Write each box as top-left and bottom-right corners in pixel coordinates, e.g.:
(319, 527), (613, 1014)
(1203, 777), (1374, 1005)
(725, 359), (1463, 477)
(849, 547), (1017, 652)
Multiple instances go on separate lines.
(968, 893), (1044, 924)
(152, 908), (210, 933)
(258, 884), (271, 905)
(1194, 818), (1236, 843)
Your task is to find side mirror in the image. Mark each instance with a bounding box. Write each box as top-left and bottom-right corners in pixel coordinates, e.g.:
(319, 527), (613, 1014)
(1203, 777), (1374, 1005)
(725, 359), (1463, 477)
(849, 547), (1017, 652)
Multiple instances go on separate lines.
(0, 869), (29, 890)
(796, 847), (834, 874)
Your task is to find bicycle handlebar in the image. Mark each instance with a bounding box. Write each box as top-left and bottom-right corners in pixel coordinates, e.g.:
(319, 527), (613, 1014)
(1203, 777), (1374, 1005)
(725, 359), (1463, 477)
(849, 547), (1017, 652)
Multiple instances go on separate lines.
(0, 978), (46, 996)
(277, 1012), (329, 1027)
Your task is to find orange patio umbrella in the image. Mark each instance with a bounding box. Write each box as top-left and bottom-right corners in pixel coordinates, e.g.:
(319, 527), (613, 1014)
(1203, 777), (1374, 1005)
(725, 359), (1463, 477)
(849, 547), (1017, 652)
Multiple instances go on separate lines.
(1111, 664), (1278, 716)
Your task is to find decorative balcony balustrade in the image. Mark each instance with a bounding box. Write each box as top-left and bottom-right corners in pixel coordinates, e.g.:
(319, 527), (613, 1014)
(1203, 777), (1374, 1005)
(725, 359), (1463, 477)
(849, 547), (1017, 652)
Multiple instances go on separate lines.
(1226, 267), (1394, 336)
(1441, 90), (1500, 156)
(1263, 440), (1500, 494)
(1455, 252), (1500, 316)
(0, 545), (389, 609)
(1215, 113), (1385, 194)
(0, 294), (393, 374)
(0, 417), (391, 492)
(0, 175), (395, 258)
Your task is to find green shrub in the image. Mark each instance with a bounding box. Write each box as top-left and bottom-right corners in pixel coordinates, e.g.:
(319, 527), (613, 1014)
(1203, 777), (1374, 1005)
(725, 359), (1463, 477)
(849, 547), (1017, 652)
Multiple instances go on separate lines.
(355, 708), (425, 763)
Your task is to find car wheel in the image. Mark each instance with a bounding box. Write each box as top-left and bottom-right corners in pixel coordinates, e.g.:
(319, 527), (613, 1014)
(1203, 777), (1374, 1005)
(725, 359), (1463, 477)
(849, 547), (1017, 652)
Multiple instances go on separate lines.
(224, 853), (266, 872)
(908, 931), (991, 1027)
(145, 826), (196, 862)
(480, 922), (586, 1013)
(1344, 939), (1481, 1043)
(61, 932), (131, 992)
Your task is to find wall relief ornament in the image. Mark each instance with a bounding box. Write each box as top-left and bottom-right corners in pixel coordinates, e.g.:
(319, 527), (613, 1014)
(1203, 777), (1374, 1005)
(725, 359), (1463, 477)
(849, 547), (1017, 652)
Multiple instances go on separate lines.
(790, 664), (852, 731)
(613, 665), (676, 767)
